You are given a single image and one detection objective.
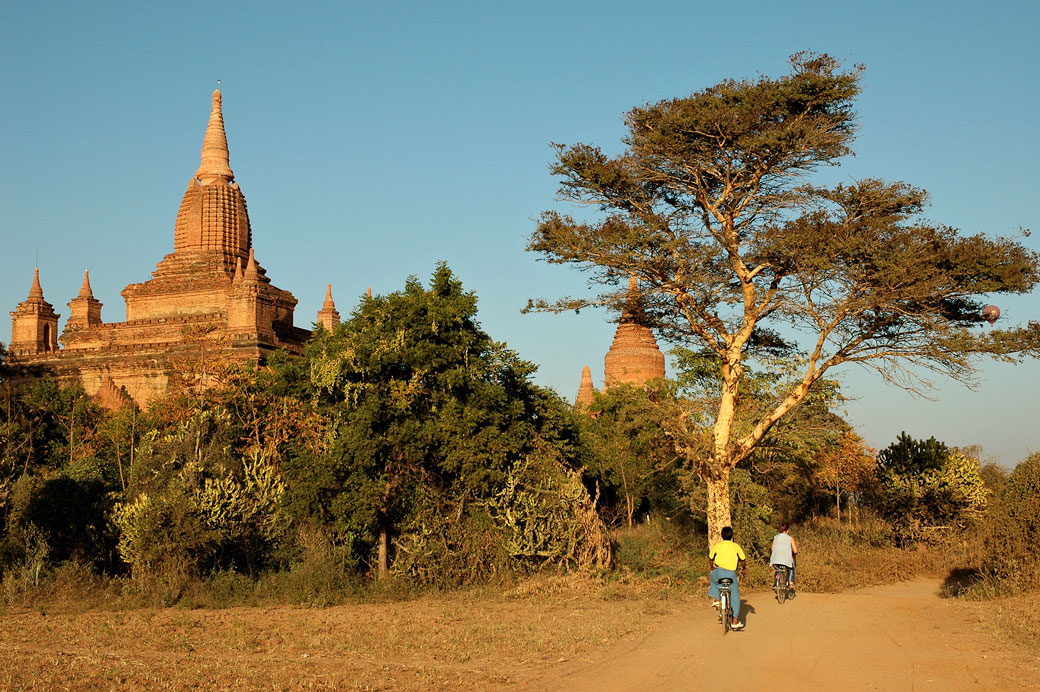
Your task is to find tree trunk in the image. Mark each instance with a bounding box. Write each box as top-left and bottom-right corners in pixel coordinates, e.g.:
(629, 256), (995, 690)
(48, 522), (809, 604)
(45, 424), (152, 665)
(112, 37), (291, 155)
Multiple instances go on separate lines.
(705, 473), (731, 548)
(377, 524), (388, 582)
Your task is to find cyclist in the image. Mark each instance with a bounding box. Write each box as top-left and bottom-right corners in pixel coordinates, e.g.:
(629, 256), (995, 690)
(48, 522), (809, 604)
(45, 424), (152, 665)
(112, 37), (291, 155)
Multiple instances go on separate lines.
(769, 522), (798, 593)
(708, 526), (746, 630)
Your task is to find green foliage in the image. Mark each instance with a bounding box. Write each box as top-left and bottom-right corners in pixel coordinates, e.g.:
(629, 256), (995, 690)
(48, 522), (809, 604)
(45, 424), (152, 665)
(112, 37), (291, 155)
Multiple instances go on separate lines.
(112, 485), (210, 577)
(390, 500), (509, 588)
(611, 520), (706, 582)
(114, 449), (291, 577)
(871, 433), (987, 541)
(485, 445), (611, 573)
(578, 383), (683, 528)
(281, 263), (599, 579)
(727, 468), (773, 558)
(266, 524), (360, 606)
(671, 347), (856, 525)
(978, 452), (1040, 592)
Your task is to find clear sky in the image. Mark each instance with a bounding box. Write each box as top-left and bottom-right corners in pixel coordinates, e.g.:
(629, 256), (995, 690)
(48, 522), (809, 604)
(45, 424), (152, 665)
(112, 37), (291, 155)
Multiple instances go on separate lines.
(2, 1), (1038, 467)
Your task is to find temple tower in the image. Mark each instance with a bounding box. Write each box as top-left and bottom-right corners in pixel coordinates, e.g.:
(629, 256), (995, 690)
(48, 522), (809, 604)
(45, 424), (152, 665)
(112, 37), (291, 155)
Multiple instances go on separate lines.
(602, 276), (666, 389)
(65, 270), (103, 331)
(9, 268), (60, 355)
(316, 284), (341, 331)
(173, 89), (251, 260)
(6, 88), (315, 408)
(121, 89), (298, 332)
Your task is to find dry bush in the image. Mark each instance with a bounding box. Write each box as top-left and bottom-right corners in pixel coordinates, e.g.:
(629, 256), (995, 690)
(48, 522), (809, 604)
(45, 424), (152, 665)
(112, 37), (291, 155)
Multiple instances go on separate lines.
(786, 515), (968, 593)
(972, 452), (1040, 595)
(263, 524), (361, 606)
(1, 559), (121, 613)
(612, 520), (705, 580)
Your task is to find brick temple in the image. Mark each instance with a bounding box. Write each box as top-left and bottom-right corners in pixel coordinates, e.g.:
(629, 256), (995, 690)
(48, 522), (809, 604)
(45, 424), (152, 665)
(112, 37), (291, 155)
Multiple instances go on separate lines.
(574, 276), (666, 408)
(7, 90), (341, 407)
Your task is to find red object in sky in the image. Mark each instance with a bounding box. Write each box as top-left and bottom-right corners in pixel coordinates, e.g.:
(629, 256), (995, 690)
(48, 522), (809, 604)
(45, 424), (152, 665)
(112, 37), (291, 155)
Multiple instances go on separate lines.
(982, 305), (1001, 326)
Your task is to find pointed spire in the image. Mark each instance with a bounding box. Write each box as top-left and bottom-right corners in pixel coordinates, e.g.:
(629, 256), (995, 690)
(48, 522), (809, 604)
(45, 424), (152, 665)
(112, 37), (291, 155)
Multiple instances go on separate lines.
(317, 283), (341, 331)
(624, 274), (641, 315)
(77, 269), (95, 299)
(233, 257), (244, 282)
(195, 89), (234, 185)
(243, 248), (258, 280)
(28, 267), (44, 300)
(575, 365), (596, 410)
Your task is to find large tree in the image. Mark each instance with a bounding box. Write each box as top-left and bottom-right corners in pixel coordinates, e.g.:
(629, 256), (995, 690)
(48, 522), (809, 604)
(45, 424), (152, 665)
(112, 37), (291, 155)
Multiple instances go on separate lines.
(528, 53), (1040, 545)
(290, 263), (592, 580)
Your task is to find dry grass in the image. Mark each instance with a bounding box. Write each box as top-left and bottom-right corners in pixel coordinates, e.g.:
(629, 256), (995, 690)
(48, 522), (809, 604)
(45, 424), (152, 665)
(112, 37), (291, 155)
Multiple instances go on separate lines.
(2, 561), (1037, 690)
(0, 573), (697, 691)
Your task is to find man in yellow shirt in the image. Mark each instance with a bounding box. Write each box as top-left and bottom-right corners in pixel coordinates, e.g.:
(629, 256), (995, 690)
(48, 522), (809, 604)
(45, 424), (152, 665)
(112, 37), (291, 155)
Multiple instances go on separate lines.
(708, 526), (747, 630)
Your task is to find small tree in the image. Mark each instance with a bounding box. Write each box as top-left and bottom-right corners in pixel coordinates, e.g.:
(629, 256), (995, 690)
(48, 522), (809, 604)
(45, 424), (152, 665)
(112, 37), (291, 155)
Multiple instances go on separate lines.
(813, 431), (876, 522)
(528, 53), (1040, 544)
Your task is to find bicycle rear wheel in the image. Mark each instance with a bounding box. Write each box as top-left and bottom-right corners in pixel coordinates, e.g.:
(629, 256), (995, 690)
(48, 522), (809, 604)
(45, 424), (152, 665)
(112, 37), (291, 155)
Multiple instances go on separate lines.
(721, 592), (731, 633)
(775, 566), (788, 604)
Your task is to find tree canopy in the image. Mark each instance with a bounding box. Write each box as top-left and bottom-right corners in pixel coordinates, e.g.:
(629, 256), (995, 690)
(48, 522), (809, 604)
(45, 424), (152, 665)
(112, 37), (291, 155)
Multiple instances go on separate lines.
(528, 52), (1040, 544)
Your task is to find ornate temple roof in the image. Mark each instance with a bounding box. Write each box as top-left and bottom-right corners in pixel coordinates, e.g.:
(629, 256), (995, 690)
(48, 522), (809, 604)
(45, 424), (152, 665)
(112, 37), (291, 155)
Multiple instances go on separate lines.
(173, 89), (251, 260)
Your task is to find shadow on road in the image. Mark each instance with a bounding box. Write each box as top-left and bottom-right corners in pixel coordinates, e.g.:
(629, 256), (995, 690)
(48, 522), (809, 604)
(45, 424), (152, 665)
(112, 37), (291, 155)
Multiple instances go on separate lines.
(940, 567), (982, 597)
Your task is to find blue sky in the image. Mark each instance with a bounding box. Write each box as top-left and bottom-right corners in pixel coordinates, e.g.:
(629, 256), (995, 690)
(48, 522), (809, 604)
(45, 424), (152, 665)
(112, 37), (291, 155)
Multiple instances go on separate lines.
(2, 1), (1038, 466)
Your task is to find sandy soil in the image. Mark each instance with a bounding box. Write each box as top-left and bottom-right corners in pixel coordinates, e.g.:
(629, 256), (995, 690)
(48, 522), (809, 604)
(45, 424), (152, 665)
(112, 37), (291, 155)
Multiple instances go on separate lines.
(0, 579), (1036, 691)
(526, 580), (1040, 692)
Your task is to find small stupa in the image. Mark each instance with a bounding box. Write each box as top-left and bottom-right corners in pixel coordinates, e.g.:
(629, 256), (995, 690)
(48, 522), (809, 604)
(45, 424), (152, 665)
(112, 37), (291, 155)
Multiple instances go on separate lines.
(574, 365), (596, 409)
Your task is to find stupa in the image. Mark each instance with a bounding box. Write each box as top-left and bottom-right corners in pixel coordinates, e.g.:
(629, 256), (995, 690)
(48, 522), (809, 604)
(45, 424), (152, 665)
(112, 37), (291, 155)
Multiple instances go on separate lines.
(7, 90), (335, 406)
(574, 276), (666, 407)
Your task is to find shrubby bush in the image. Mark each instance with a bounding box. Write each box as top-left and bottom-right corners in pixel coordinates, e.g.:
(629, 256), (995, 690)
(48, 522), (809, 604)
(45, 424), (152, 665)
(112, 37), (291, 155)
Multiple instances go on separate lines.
(870, 433), (987, 542)
(977, 452), (1040, 592)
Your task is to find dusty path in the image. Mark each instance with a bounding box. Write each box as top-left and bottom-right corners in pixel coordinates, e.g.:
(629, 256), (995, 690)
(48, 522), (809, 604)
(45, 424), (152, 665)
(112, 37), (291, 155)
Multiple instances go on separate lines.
(525, 580), (1038, 692)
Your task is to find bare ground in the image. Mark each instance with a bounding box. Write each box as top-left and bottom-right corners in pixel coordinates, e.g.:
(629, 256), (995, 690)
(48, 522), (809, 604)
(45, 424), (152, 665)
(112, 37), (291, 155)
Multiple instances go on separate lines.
(0, 579), (1036, 691)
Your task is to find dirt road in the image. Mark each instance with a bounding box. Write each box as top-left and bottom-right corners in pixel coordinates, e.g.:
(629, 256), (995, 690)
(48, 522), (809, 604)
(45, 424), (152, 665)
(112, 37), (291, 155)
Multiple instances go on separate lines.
(525, 579), (1038, 691)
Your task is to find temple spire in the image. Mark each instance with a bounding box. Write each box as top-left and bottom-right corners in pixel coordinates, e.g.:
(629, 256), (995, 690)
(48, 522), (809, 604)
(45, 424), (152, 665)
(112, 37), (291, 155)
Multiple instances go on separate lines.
(317, 284), (341, 331)
(195, 89), (234, 185)
(77, 269), (95, 299)
(28, 267), (44, 300)
(243, 248), (258, 280)
(603, 274), (665, 389)
(575, 365), (596, 410)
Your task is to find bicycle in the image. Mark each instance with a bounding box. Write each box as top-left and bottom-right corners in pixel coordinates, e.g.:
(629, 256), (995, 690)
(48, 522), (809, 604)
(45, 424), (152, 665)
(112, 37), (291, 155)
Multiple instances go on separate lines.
(772, 564), (790, 604)
(717, 577), (735, 633)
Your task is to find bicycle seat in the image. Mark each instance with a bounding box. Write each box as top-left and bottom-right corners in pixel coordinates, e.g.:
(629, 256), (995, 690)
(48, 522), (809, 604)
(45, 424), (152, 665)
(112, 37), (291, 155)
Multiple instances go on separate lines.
(718, 577), (733, 586)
